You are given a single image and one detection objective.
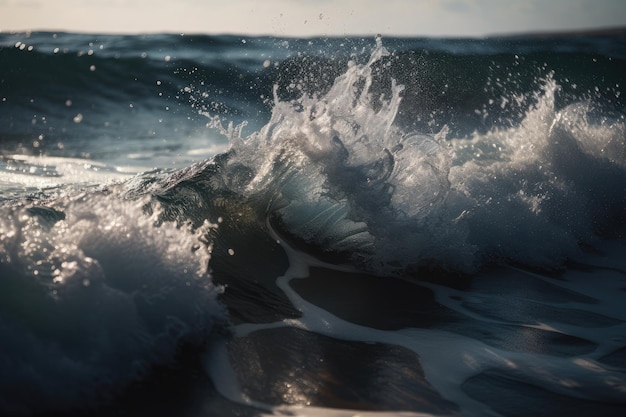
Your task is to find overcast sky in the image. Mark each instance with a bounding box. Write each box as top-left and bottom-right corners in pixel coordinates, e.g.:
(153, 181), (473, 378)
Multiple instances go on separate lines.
(0, 0), (624, 37)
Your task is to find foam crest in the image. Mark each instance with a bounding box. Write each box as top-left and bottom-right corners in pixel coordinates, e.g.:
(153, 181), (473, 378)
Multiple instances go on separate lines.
(449, 75), (626, 268)
(199, 39), (626, 275)
(0, 188), (225, 414)
(206, 38), (463, 273)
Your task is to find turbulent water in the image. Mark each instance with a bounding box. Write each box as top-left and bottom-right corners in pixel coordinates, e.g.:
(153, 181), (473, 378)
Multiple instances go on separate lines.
(1, 31), (625, 416)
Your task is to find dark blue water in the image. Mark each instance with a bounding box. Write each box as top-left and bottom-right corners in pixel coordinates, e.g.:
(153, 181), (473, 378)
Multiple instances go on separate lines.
(1, 31), (625, 417)
(1, 32), (623, 158)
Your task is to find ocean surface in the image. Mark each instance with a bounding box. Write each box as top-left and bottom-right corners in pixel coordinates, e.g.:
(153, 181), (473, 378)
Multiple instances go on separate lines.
(1, 30), (625, 416)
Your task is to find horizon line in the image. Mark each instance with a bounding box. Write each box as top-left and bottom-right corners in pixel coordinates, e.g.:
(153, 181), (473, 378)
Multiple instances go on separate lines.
(2, 25), (625, 40)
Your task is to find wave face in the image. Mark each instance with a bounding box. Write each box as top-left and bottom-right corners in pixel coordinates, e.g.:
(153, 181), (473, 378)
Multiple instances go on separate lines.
(136, 35), (626, 274)
(1, 30), (626, 416)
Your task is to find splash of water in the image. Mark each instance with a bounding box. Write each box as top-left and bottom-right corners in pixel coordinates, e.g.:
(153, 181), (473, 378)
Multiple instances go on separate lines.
(205, 37), (463, 273)
(449, 74), (626, 267)
(0, 188), (224, 414)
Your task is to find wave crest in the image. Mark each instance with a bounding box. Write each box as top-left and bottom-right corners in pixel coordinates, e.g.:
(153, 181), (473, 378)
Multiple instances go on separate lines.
(0, 190), (224, 414)
(199, 38), (470, 273)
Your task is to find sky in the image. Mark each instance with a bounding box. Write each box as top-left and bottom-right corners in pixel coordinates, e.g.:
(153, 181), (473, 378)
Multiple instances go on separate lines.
(0, 0), (624, 37)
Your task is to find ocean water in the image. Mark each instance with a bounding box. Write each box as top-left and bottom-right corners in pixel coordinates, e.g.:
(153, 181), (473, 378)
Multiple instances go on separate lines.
(1, 30), (625, 416)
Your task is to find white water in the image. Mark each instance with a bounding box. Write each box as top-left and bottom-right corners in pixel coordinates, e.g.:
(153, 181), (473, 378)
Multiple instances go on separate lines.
(0, 188), (225, 414)
(204, 38), (625, 275)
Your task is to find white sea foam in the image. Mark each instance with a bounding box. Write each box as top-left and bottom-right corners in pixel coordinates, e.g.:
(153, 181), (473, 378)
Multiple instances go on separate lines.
(0, 187), (225, 414)
(205, 37), (471, 273)
(449, 75), (626, 268)
(202, 40), (625, 275)
(205, 228), (626, 417)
